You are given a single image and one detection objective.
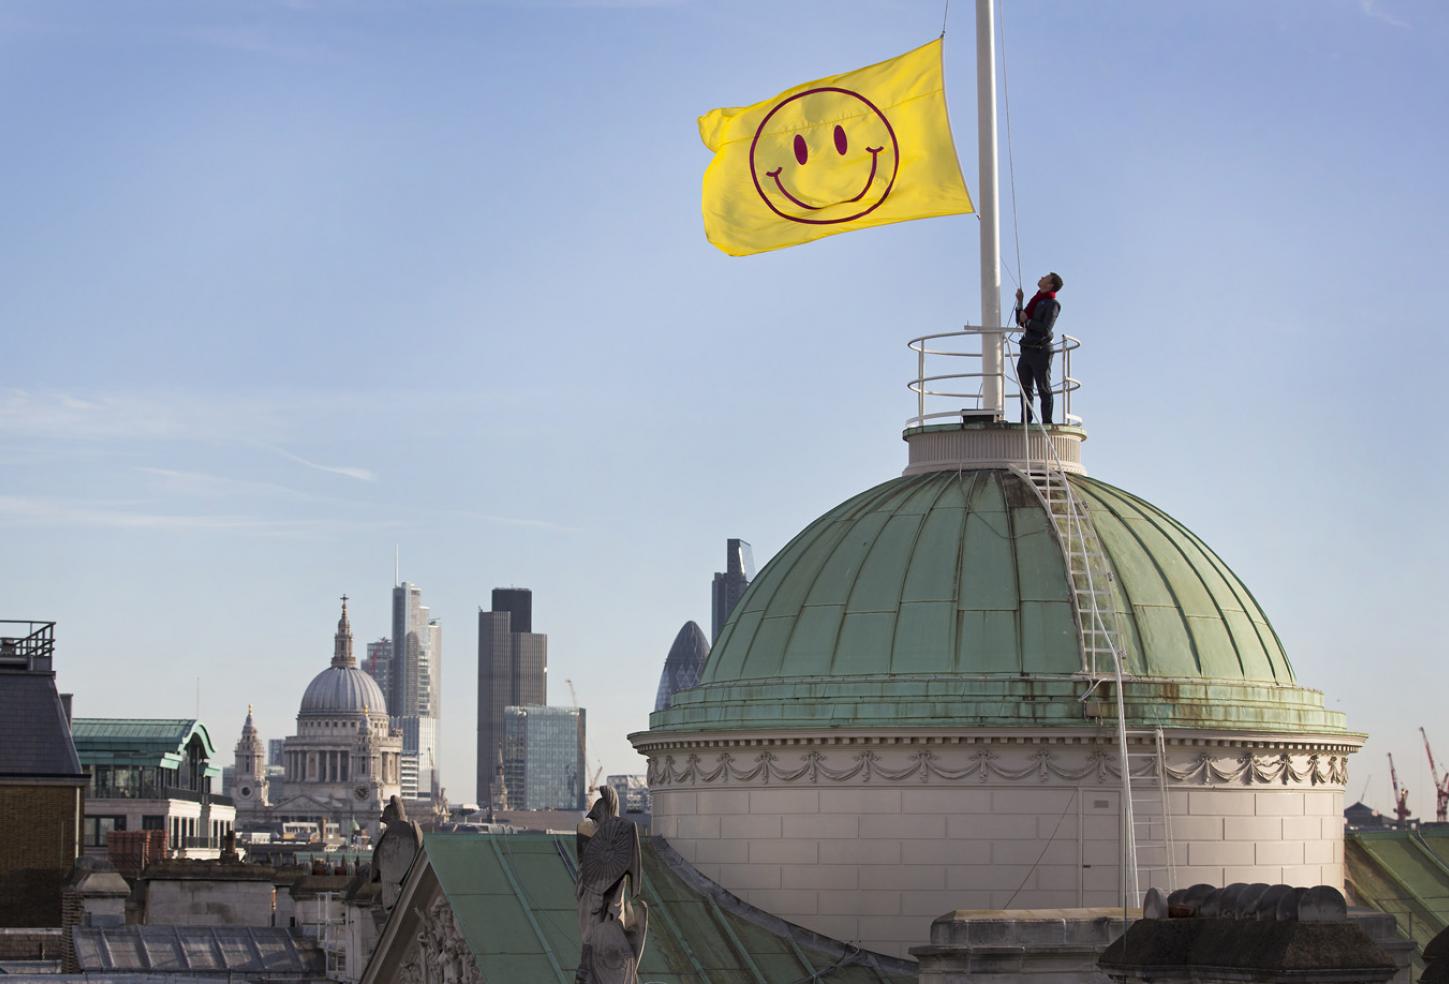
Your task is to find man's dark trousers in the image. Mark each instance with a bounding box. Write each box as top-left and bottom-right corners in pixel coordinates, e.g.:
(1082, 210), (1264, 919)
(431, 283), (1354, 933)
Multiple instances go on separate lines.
(1018, 346), (1054, 424)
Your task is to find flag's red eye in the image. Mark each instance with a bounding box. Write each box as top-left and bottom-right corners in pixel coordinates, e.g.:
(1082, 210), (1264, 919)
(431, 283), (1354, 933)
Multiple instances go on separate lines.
(834, 125), (848, 155)
(793, 134), (808, 165)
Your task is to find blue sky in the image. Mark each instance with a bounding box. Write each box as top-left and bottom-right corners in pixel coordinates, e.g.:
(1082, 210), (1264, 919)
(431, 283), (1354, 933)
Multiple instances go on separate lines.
(2, 0), (1445, 817)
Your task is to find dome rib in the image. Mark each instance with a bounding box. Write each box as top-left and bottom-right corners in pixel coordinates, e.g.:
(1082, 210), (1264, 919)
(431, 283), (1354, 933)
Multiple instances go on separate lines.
(716, 476), (913, 684)
(649, 469), (1341, 737)
(299, 665), (387, 716)
(892, 473), (968, 674)
(1110, 484), (1252, 680)
(699, 470), (1302, 690)
(1081, 478), (1292, 684)
(1077, 480), (1206, 677)
(1145, 491), (1293, 682)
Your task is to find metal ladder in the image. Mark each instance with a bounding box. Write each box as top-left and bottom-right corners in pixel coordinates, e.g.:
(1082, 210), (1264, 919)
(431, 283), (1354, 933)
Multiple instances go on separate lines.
(1124, 726), (1178, 899)
(1020, 452), (1120, 679)
(1008, 340), (1175, 904)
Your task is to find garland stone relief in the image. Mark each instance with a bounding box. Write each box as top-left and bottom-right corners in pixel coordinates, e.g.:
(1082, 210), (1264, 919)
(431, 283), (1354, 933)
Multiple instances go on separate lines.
(645, 745), (1349, 789)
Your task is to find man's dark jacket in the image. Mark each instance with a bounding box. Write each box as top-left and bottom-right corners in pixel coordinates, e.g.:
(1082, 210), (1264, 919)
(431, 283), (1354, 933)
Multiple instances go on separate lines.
(1020, 296), (1060, 350)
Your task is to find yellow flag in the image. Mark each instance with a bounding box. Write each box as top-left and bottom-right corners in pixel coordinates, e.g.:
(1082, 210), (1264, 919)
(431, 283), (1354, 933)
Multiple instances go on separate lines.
(699, 39), (974, 257)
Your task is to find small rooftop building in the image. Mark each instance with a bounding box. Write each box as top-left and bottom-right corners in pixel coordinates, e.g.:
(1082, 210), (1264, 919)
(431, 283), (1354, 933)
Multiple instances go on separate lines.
(71, 718), (236, 862)
(0, 620), (86, 926)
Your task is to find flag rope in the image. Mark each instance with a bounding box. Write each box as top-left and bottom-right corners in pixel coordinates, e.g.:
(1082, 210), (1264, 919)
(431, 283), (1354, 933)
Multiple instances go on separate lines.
(998, 0), (1025, 294)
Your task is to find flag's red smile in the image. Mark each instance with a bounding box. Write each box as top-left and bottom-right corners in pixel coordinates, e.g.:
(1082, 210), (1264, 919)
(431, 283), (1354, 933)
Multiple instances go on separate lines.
(765, 146), (883, 212)
(749, 87), (900, 226)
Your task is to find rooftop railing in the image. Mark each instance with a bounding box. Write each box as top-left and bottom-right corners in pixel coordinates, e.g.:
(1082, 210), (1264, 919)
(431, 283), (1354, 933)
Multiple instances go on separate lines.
(0, 620), (56, 671)
(906, 327), (1082, 430)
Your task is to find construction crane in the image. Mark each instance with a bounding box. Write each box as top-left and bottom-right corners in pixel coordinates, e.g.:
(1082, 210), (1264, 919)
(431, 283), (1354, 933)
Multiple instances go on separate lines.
(565, 678), (606, 806)
(1388, 753), (1412, 825)
(1422, 727), (1449, 823)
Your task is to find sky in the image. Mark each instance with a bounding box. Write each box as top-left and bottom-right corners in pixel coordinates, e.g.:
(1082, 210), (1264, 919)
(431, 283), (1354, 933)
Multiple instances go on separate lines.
(2, 0), (1446, 818)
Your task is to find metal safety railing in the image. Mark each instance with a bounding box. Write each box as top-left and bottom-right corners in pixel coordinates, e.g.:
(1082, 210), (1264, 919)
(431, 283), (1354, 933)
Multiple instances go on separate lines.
(906, 326), (1081, 429)
(0, 620), (56, 670)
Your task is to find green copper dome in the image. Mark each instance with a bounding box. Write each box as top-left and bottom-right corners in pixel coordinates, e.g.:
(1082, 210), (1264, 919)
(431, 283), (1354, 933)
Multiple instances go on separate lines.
(649, 469), (1349, 737)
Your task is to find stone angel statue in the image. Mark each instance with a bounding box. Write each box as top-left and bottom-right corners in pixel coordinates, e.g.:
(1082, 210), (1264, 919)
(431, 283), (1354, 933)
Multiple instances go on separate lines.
(574, 786), (648, 983)
(371, 794), (423, 913)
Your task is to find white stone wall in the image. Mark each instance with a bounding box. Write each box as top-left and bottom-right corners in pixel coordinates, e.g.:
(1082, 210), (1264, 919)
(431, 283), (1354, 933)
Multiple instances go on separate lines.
(643, 736), (1354, 960)
(144, 880), (276, 927)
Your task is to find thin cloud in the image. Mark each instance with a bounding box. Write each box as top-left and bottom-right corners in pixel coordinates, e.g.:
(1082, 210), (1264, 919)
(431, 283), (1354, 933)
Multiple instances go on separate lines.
(179, 26), (340, 63)
(0, 495), (306, 532)
(0, 389), (185, 441)
(1358, 0), (1409, 28)
(439, 506), (579, 532)
(134, 467), (323, 502)
(0, 495), (402, 536)
(269, 446), (378, 483)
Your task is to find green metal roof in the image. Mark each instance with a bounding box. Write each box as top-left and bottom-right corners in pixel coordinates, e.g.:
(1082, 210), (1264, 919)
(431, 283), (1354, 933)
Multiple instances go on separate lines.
(71, 718), (219, 771)
(424, 833), (914, 982)
(648, 470), (1348, 737)
(1346, 828), (1449, 969)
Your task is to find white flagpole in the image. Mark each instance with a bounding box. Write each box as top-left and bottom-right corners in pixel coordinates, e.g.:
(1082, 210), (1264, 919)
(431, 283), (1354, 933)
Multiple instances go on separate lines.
(976, 0), (1004, 418)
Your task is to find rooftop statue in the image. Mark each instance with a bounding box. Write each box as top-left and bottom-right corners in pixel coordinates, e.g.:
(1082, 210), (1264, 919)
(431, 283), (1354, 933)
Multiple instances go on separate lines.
(574, 786), (648, 984)
(371, 794), (422, 913)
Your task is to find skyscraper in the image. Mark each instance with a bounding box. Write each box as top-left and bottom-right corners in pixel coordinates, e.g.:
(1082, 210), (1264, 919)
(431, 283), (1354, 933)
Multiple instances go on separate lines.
(390, 583), (441, 802)
(362, 638), (391, 697)
(476, 588), (547, 808)
(399, 715), (440, 803)
(653, 620), (709, 712)
(711, 538), (755, 642)
(389, 583), (440, 719)
(501, 705), (585, 811)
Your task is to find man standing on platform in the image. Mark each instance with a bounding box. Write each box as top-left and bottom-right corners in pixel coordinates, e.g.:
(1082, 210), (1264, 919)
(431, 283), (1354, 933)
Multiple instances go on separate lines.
(1014, 272), (1063, 425)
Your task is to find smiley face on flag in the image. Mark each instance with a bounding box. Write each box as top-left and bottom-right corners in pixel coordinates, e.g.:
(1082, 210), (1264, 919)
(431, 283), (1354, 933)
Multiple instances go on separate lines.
(748, 87), (900, 225)
(699, 39), (973, 256)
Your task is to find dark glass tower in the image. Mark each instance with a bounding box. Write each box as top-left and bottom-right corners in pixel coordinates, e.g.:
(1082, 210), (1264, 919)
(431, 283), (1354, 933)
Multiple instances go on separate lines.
(476, 588), (547, 808)
(711, 538), (755, 643)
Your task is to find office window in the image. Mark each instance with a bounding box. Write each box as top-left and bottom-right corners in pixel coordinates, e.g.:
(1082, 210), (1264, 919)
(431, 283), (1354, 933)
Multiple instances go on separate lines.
(84, 815), (126, 847)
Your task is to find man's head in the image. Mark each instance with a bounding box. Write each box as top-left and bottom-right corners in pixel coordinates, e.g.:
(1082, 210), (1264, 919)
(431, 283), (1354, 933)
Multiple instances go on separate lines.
(1038, 272), (1064, 293)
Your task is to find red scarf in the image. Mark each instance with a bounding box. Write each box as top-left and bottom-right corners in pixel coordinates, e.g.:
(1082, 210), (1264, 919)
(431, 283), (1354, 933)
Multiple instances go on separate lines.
(1023, 290), (1057, 319)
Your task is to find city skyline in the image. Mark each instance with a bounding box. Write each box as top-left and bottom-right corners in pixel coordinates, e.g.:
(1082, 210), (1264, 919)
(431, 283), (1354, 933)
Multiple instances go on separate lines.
(3, 0), (1444, 817)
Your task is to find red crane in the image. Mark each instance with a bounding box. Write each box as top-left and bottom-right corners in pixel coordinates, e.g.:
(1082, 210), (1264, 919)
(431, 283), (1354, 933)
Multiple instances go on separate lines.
(1389, 753), (1413, 824)
(1421, 727), (1449, 824)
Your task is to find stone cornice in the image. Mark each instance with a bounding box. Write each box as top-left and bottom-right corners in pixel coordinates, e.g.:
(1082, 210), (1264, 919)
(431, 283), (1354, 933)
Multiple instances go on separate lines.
(631, 727), (1363, 754)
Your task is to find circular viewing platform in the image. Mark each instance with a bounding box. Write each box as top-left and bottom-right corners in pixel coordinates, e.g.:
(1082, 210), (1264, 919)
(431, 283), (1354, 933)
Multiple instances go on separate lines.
(904, 326), (1087, 475)
(903, 419), (1087, 476)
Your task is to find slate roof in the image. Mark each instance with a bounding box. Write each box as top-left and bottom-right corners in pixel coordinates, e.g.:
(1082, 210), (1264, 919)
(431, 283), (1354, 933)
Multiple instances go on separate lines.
(70, 926), (325, 976)
(0, 670), (84, 779)
(417, 833), (915, 982)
